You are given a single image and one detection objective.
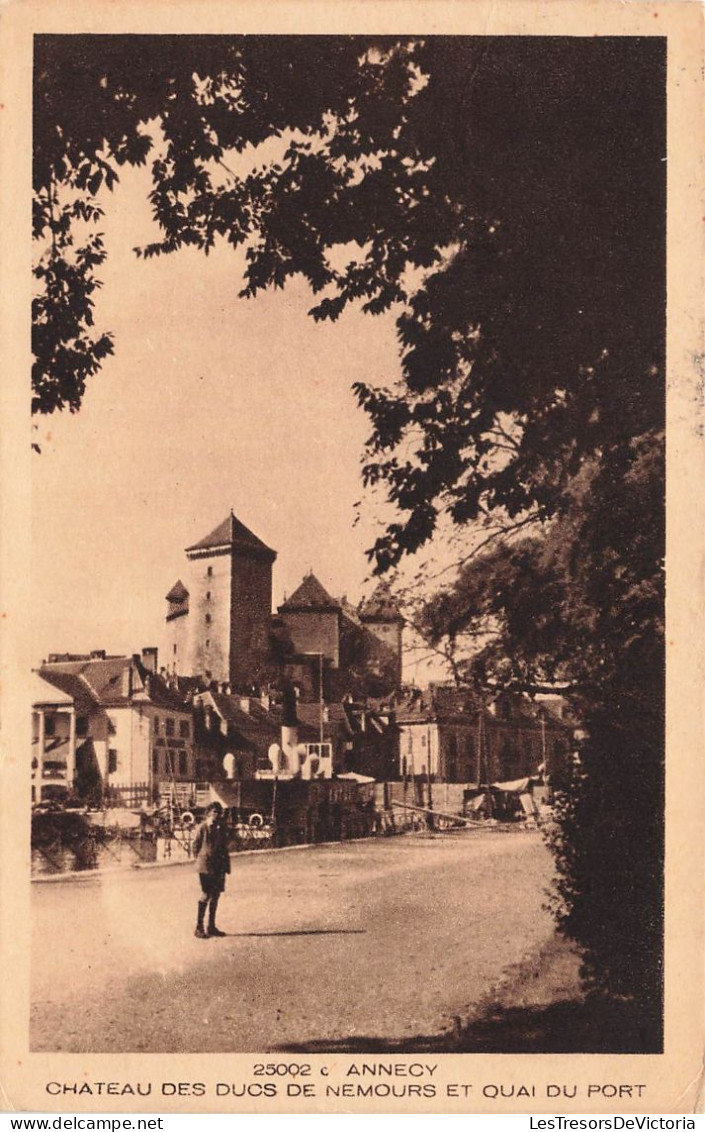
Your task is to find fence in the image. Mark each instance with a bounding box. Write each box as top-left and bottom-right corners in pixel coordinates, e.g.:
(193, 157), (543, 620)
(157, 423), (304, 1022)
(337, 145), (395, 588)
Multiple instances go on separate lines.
(104, 781), (152, 808)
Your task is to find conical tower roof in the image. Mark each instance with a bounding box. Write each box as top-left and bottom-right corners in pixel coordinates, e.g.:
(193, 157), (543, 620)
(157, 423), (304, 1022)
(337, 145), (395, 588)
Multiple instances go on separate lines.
(185, 511), (276, 560)
(165, 579), (189, 602)
(279, 572), (340, 613)
(359, 581), (404, 623)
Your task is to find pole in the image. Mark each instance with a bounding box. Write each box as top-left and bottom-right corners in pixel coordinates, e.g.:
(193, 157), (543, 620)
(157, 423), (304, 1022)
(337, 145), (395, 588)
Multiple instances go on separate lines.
(478, 695), (493, 819)
(319, 652), (324, 747)
(541, 712), (550, 800)
(427, 725), (434, 830)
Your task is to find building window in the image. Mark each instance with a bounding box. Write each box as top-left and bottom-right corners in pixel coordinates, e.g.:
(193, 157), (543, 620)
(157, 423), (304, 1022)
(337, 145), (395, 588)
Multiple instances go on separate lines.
(154, 716), (160, 734)
(205, 669), (212, 680)
(179, 751), (187, 775)
(305, 743), (332, 761)
(173, 643), (177, 655)
(44, 716), (55, 737)
(152, 750), (159, 774)
(205, 613), (211, 624)
(165, 718), (175, 737)
(206, 591), (211, 601)
(179, 720), (190, 739)
(205, 638), (210, 649)
(76, 716), (88, 737)
(206, 566), (213, 578)
(108, 749), (118, 775)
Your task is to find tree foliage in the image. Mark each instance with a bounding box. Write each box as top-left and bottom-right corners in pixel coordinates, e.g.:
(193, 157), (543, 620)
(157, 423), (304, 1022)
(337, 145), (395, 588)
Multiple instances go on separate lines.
(34, 36), (666, 1042)
(416, 430), (664, 1037)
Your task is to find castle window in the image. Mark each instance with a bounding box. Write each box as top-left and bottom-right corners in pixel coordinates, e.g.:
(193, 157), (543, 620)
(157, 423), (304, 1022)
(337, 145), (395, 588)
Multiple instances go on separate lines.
(205, 669), (212, 680)
(205, 613), (212, 624)
(206, 591), (211, 601)
(205, 638), (210, 649)
(207, 566), (213, 578)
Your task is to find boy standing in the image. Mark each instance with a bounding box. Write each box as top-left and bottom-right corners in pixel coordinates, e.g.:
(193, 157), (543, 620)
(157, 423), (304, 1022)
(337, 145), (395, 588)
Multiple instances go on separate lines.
(193, 801), (231, 938)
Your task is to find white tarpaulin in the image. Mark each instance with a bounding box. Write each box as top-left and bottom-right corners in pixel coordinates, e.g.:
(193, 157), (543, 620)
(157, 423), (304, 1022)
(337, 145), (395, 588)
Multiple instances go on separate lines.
(467, 793), (486, 812)
(491, 776), (532, 793)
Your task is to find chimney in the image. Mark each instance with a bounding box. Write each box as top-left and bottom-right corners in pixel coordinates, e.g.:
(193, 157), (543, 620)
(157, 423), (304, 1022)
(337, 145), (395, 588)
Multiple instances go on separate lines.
(280, 681), (299, 770)
(282, 681), (298, 727)
(121, 664), (132, 699)
(141, 647), (158, 674)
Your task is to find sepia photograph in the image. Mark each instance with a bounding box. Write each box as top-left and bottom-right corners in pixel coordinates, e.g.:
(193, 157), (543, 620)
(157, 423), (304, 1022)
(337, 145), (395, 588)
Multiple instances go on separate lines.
(1, 0), (703, 1116)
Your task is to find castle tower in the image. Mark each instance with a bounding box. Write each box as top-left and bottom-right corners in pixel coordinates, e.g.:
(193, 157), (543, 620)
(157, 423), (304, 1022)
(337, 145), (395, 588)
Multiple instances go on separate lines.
(164, 580), (189, 674)
(358, 582), (405, 687)
(278, 573), (341, 668)
(167, 511), (276, 690)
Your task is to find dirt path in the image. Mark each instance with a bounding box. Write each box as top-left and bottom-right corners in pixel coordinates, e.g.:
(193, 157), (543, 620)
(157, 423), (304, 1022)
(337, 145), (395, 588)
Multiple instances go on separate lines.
(31, 829), (555, 1052)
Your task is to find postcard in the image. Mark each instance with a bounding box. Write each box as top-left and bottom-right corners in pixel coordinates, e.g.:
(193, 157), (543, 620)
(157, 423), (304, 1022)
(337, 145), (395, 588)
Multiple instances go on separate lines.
(1, 0), (703, 1117)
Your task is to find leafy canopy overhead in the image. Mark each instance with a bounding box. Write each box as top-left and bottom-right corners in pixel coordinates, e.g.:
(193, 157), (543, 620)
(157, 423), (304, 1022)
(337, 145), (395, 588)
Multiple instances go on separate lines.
(34, 35), (664, 569)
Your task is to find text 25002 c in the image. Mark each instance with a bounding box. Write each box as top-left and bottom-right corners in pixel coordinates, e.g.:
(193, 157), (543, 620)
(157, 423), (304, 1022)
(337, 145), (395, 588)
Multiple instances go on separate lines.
(253, 1064), (312, 1078)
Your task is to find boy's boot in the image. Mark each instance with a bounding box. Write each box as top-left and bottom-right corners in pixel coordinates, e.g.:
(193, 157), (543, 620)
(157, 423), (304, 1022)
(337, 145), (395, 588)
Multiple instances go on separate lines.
(207, 896), (226, 936)
(195, 898), (208, 938)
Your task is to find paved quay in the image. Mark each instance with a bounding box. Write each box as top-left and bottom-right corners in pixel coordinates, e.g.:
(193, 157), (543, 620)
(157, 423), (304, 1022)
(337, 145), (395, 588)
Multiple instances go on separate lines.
(31, 828), (554, 1052)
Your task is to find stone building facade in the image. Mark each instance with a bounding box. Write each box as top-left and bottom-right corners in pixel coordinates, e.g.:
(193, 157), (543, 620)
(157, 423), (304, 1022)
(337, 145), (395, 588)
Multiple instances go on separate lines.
(165, 511), (277, 690)
(165, 513), (404, 702)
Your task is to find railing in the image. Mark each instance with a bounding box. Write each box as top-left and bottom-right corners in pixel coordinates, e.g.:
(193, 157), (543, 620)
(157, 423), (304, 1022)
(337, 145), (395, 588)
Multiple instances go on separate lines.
(104, 781), (152, 808)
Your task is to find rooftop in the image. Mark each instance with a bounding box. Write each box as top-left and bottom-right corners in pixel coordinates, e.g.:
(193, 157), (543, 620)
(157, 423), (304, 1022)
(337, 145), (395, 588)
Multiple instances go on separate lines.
(359, 582), (404, 623)
(185, 511), (276, 560)
(279, 572), (341, 613)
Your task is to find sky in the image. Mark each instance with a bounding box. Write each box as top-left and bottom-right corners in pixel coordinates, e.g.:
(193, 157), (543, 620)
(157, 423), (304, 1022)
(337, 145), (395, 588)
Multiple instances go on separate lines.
(30, 161), (411, 670)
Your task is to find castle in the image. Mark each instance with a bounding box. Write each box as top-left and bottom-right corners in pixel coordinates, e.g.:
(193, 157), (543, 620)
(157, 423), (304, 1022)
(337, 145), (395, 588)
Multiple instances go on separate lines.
(164, 510), (404, 702)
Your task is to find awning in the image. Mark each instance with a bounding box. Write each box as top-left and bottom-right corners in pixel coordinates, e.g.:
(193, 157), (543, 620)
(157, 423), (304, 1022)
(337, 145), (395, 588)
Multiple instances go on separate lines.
(491, 776), (532, 793)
